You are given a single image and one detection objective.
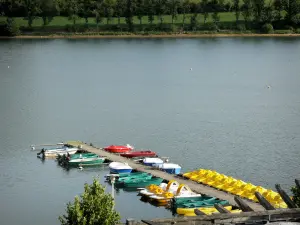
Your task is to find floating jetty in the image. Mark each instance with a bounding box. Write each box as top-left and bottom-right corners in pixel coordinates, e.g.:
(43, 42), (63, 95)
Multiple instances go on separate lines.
(66, 141), (265, 211)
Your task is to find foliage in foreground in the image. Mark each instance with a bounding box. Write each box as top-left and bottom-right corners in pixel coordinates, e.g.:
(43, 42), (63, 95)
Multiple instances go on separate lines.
(59, 179), (120, 225)
(291, 183), (300, 207)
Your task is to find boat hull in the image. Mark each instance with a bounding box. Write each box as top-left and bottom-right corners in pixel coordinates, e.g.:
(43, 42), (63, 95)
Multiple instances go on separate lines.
(68, 157), (105, 166)
(120, 151), (156, 158)
(110, 168), (133, 174)
(44, 148), (78, 156)
(144, 162), (164, 167)
(161, 167), (181, 175)
(104, 145), (133, 153)
(123, 178), (163, 188)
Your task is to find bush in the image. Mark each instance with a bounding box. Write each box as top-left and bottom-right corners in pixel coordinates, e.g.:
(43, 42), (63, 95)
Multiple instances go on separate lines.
(261, 23), (274, 34)
(59, 179), (120, 225)
(237, 24), (246, 31)
(203, 22), (219, 31)
(291, 185), (300, 207)
(5, 18), (20, 36)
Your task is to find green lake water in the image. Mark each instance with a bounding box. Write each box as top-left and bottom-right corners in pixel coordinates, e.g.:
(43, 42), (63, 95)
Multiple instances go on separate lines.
(0, 37), (300, 224)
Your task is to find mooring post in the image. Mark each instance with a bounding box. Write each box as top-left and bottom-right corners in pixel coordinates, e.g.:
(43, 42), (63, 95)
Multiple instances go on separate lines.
(126, 218), (136, 225)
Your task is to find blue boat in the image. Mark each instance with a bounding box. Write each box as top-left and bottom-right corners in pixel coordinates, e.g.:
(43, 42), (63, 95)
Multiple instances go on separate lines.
(109, 162), (133, 174)
(159, 163), (181, 174)
(143, 157), (164, 167)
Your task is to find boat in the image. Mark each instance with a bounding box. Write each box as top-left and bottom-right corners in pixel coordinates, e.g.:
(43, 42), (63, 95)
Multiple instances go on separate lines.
(148, 184), (201, 205)
(105, 171), (146, 181)
(179, 199), (229, 208)
(143, 157), (164, 167)
(139, 180), (180, 197)
(177, 205), (233, 216)
(123, 177), (164, 188)
(159, 163), (181, 175)
(38, 144), (79, 157)
(120, 150), (157, 158)
(117, 173), (152, 183)
(68, 154), (106, 167)
(104, 144), (134, 153)
(109, 162), (133, 174)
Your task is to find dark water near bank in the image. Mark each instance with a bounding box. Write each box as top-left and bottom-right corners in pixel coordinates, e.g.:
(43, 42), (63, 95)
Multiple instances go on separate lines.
(0, 37), (300, 225)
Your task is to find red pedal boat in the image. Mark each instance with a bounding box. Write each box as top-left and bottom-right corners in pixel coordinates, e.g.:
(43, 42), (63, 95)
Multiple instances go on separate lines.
(104, 144), (134, 153)
(120, 150), (157, 158)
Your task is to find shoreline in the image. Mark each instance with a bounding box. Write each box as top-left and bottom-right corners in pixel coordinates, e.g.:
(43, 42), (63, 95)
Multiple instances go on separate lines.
(1, 33), (300, 39)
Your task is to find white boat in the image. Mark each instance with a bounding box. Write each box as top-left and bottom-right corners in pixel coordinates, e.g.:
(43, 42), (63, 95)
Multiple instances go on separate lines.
(143, 157), (164, 167)
(158, 163), (182, 175)
(39, 145), (79, 157)
(108, 162), (133, 174)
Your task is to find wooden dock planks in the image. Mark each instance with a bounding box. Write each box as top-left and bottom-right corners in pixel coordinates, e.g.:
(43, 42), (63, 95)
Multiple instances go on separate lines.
(67, 141), (265, 211)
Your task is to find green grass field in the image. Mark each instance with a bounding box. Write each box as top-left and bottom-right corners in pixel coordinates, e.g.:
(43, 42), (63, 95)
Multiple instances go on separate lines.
(0, 13), (241, 28)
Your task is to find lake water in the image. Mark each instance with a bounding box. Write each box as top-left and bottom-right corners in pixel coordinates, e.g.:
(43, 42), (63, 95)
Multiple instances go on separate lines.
(0, 37), (300, 225)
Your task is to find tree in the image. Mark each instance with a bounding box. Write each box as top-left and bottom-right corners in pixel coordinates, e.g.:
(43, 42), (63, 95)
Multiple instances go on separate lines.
(80, 0), (93, 24)
(241, 0), (253, 28)
(283, 0), (300, 24)
(252, 0), (265, 23)
(0, 0), (21, 18)
(211, 0), (220, 25)
(181, 0), (191, 30)
(59, 179), (120, 225)
(22, 0), (41, 27)
(273, 0), (284, 21)
(93, 0), (104, 29)
(136, 0), (145, 25)
(65, 0), (81, 25)
(190, 2), (199, 30)
(40, 0), (57, 26)
(146, 0), (155, 24)
(103, 0), (115, 24)
(168, 0), (180, 25)
(114, 0), (125, 25)
(233, 0), (240, 24)
(201, 0), (209, 24)
(155, 0), (166, 25)
(125, 0), (135, 31)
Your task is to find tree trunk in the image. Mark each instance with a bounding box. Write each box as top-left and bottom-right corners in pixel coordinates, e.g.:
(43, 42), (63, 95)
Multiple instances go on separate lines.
(85, 17), (88, 24)
(139, 18), (142, 25)
(172, 16), (174, 24)
(182, 13), (186, 29)
(118, 17), (120, 25)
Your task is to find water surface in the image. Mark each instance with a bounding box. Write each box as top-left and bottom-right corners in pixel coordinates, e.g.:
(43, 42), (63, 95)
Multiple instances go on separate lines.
(0, 37), (300, 225)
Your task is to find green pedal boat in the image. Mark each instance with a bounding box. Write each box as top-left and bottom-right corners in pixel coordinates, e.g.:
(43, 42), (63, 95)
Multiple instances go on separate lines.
(123, 177), (164, 188)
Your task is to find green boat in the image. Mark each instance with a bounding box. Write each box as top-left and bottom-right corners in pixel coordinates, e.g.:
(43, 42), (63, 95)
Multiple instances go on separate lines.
(123, 177), (164, 188)
(178, 199), (229, 208)
(117, 172), (152, 182)
(180, 199), (229, 208)
(70, 153), (98, 159)
(118, 171), (149, 178)
(68, 155), (106, 167)
(173, 196), (217, 205)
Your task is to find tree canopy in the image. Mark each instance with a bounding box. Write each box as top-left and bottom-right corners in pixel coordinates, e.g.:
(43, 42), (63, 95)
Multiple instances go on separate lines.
(59, 179), (120, 225)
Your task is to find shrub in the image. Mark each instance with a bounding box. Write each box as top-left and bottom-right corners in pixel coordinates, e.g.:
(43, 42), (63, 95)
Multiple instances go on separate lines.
(261, 23), (274, 34)
(292, 14), (300, 25)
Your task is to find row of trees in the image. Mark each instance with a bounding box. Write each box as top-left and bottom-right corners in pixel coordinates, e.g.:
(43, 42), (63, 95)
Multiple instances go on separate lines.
(1, 0), (300, 30)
